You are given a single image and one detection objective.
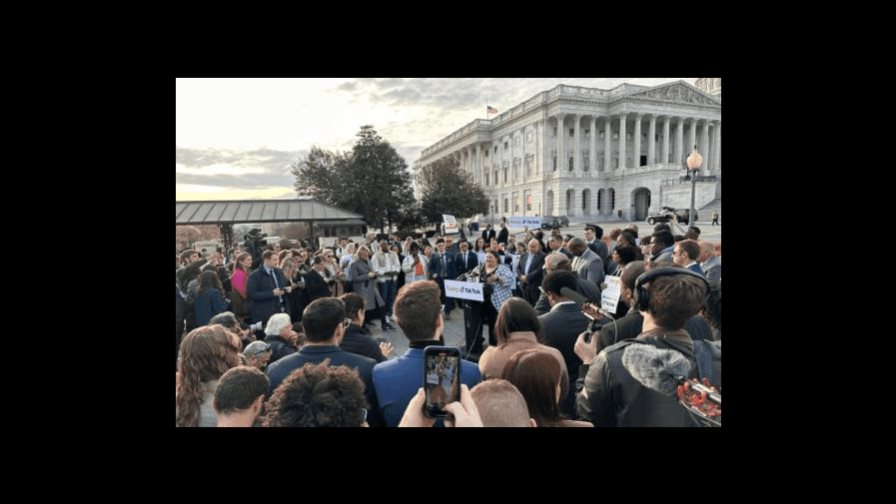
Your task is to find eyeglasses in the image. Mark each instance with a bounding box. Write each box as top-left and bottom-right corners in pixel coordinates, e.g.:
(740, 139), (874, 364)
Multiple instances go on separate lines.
(343, 318), (352, 329)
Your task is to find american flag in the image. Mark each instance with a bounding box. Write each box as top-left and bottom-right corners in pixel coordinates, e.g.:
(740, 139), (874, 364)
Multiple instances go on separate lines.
(487, 105), (498, 114)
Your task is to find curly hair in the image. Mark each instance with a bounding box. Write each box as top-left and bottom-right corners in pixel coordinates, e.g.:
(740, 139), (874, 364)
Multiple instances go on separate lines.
(263, 360), (368, 427)
(176, 325), (242, 427)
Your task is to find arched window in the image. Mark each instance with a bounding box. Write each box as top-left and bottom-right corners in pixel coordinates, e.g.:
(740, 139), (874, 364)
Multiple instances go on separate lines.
(609, 188), (616, 211)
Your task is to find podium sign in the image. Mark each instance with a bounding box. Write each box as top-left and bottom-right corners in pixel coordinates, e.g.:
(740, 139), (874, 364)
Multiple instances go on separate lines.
(444, 279), (484, 302)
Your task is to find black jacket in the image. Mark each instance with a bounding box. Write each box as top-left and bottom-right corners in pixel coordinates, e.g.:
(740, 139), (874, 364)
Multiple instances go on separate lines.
(341, 324), (386, 363)
(576, 330), (721, 427)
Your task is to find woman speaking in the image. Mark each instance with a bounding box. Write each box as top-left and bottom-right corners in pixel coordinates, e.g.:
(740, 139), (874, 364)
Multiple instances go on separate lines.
(470, 250), (514, 356)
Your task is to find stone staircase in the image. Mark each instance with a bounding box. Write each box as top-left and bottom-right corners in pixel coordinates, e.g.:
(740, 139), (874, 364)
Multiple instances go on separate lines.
(699, 198), (722, 222)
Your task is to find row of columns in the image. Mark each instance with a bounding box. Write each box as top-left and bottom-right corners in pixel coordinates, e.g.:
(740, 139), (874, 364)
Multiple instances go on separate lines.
(551, 113), (721, 173)
(421, 111), (721, 196)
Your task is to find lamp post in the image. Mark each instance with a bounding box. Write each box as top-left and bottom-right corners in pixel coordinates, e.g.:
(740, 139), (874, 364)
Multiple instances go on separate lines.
(686, 145), (703, 227)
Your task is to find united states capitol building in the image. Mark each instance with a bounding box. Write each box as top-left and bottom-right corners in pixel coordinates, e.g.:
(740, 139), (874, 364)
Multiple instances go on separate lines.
(414, 79), (721, 222)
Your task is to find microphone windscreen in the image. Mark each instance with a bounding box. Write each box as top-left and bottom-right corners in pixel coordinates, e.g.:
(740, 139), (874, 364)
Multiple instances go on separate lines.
(621, 343), (692, 396)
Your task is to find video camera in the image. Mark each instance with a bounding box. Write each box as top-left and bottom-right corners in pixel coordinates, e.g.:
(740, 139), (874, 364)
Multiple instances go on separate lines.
(244, 228), (268, 247)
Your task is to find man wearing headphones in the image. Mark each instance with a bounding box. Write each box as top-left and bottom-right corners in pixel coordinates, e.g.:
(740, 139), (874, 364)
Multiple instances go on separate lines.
(574, 266), (720, 427)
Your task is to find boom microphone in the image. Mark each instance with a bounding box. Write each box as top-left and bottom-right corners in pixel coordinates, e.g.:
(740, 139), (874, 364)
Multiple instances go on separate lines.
(621, 344), (721, 405)
(622, 343), (691, 396)
(560, 287), (614, 319)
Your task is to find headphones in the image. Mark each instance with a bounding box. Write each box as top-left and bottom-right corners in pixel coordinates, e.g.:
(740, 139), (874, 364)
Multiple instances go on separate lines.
(634, 267), (709, 312)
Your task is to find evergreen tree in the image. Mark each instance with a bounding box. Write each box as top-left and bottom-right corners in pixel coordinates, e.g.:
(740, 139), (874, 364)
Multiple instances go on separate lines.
(419, 157), (489, 226)
(291, 126), (416, 232)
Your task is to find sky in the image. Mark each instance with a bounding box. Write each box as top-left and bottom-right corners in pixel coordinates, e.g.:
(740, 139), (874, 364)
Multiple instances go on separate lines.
(176, 78), (700, 201)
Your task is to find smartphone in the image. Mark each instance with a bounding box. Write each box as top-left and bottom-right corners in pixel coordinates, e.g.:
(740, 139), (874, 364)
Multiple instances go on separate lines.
(423, 346), (462, 418)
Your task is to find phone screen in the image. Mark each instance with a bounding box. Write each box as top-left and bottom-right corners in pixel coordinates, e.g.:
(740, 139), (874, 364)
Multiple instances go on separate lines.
(423, 346), (461, 418)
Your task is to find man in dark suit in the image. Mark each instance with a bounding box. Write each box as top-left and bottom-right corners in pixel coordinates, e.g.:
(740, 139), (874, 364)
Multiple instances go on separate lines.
(673, 239), (704, 276)
(497, 223), (509, 245)
(538, 270), (591, 416)
(265, 297), (382, 426)
(247, 250), (290, 327)
(430, 239), (457, 320)
(481, 224), (496, 243)
(454, 240), (479, 276)
(584, 224), (610, 270)
(516, 239), (545, 305)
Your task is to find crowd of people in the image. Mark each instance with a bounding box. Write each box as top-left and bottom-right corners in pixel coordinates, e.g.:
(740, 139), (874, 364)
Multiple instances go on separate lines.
(176, 221), (721, 427)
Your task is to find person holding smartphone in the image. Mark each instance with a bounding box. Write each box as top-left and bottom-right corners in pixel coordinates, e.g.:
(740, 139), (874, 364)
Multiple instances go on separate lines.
(372, 281), (481, 427)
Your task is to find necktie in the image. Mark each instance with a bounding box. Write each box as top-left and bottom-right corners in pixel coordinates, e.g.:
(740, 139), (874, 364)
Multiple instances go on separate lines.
(464, 253), (468, 270)
(270, 269), (285, 310)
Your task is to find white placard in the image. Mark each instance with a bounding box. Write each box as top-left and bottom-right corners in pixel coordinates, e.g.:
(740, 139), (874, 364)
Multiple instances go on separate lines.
(601, 275), (622, 313)
(444, 279), (484, 302)
(508, 216), (542, 228)
(442, 214), (459, 234)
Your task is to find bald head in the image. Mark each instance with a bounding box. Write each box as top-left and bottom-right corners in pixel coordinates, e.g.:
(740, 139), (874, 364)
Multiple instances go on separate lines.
(471, 379), (534, 427)
(527, 239), (542, 254)
(567, 237), (586, 255)
(698, 240), (716, 263)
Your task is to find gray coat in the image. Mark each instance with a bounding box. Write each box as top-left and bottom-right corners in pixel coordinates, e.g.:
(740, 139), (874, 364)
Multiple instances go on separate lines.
(350, 259), (385, 310)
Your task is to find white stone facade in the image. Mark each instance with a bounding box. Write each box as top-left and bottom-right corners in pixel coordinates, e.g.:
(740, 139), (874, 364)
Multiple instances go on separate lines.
(413, 80), (721, 222)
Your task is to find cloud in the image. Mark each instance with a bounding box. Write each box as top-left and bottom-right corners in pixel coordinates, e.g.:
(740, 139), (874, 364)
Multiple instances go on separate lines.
(176, 146), (304, 193)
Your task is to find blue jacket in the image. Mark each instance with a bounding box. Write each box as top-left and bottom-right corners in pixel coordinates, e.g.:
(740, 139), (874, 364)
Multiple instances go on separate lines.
(194, 288), (229, 327)
(266, 345), (382, 426)
(372, 347), (481, 427)
(247, 266), (289, 325)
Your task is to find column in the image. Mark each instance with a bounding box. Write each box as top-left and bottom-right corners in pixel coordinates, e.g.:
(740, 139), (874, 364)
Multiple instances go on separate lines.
(573, 113), (581, 172)
(648, 115), (656, 166)
(543, 120), (550, 175)
(476, 143), (482, 183)
(633, 113), (642, 168)
(675, 117), (684, 164)
(701, 120), (710, 173)
(618, 114), (627, 169)
(557, 114), (565, 174)
(590, 116), (597, 173)
(661, 116), (671, 165)
(688, 118), (698, 158)
(705, 123), (714, 173)
(604, 116), (612, 172)
(713, 122), (721, 173)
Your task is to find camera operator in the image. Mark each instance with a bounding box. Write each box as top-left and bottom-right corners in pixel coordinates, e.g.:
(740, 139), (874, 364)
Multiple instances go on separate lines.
(243, 228), (268, 271)
(575, 266), (717, 427)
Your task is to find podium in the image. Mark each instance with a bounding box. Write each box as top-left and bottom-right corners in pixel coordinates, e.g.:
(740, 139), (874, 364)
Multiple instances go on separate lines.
(444, 278), (487, 360)
(461, 299), (485, 360)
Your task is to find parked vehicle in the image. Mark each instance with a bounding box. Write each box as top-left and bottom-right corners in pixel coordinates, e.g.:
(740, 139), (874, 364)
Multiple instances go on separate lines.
(646, 206), (696, 225)
(540, 215), (570, 229)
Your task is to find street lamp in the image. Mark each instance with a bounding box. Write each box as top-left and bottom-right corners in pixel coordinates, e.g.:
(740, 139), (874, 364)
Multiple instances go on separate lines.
(686, 145), (703, 227)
